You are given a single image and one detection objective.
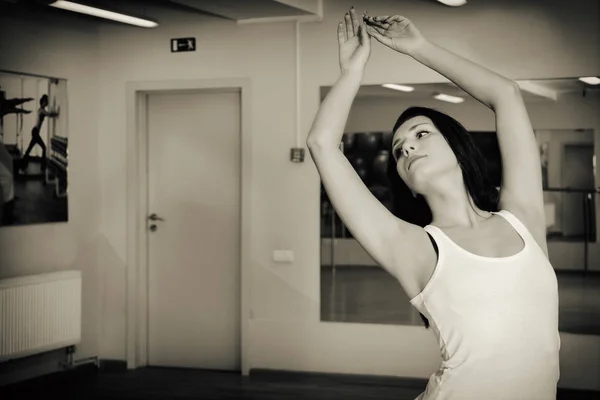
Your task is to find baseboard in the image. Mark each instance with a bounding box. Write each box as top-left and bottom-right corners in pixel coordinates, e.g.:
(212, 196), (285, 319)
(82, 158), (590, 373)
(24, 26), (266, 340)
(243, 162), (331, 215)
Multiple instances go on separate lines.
(249, 368), (429, 389)
(98, 359), (127, 372)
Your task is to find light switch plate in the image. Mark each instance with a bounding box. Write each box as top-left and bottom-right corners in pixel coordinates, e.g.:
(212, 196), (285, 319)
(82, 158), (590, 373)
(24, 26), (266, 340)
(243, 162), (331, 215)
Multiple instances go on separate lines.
(273, 250), (294, 263)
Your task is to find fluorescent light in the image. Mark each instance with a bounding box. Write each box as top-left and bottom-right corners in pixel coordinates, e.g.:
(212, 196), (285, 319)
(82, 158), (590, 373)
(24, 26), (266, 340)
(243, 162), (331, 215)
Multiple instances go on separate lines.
(437, 0), (468, 6)
(433, 93), (464, 103)
(49, 1), (158, 28)
(579, 77), (600, 85)
(381, 84), (414, 92)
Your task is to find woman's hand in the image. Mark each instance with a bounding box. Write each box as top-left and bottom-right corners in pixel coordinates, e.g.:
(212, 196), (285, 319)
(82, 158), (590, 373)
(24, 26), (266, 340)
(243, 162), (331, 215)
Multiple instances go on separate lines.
(338, 7), (371, 75)
(363, 14), (427, 55)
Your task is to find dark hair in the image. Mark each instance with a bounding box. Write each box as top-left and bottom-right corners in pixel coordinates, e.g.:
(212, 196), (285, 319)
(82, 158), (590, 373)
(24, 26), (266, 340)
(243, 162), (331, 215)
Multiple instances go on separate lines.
(385, 106), (500, 329)
(40, 95), (48, 104)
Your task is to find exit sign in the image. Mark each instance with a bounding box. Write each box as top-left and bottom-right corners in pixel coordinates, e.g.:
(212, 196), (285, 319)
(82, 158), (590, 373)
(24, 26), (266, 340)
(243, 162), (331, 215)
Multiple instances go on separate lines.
(171, 37), (196, 53)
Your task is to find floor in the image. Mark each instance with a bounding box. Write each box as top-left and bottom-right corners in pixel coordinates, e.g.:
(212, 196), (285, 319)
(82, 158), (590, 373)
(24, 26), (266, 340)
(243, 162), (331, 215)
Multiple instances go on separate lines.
(1, 158), (68, 227)
(321, 267), (600, 335)
(0, 366), (598, 400)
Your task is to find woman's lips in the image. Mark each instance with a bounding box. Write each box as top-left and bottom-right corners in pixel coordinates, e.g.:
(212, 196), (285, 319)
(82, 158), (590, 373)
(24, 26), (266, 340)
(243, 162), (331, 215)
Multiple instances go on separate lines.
(408, 155), (426, 170)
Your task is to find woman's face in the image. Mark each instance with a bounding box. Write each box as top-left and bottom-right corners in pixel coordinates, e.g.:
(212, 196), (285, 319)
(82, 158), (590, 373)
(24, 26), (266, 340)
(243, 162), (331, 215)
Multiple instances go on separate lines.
(391, 116), (458, 192)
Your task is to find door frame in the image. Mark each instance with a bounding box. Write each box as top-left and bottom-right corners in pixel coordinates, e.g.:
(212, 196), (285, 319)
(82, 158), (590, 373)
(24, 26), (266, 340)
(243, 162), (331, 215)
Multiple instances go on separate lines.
(125, 78), (252, 375)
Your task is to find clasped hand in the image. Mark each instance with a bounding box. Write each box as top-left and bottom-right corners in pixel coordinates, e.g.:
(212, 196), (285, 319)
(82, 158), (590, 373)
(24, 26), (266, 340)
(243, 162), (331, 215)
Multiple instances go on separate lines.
(338, 7), (426, 75)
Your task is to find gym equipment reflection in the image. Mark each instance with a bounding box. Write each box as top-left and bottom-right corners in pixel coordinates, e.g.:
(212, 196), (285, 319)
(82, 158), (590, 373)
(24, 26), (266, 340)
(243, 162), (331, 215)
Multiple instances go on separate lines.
(0, 70), (68, 227)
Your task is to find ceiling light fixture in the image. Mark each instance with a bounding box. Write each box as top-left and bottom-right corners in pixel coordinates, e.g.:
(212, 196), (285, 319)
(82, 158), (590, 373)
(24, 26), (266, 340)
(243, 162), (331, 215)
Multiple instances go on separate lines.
(436, 0), (468, 6)
(579, 77), (600, 85)
(49, 1), (158, 28)
(433, 93), (464, 103)
(381, 84), (415, 92)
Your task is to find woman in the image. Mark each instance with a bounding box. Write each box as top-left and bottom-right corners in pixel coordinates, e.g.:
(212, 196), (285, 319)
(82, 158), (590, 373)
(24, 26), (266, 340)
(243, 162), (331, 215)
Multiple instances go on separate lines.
(21, 95), (59, 172)
(306, 7), (560, 400)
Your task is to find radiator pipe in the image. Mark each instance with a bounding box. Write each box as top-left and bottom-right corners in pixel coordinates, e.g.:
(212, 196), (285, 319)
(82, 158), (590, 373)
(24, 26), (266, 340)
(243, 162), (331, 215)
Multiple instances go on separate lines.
(60, 345), (100, 369)
(69, 356), (100, 368)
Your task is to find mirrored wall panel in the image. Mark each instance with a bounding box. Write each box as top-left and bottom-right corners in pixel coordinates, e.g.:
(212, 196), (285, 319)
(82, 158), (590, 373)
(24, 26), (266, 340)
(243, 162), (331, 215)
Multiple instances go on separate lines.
(0, 70), (68, 227)
(319, 78), (600, 336)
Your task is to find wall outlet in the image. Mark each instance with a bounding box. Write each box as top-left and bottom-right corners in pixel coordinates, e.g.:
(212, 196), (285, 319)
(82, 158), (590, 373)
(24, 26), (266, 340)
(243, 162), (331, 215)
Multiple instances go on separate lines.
(290, 148), (305, 163)
(273, 250), (294, 263)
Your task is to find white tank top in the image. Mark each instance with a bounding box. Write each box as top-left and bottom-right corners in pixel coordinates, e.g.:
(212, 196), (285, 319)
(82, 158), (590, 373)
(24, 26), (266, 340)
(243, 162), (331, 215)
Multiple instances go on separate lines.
(410, 210), (560, 400)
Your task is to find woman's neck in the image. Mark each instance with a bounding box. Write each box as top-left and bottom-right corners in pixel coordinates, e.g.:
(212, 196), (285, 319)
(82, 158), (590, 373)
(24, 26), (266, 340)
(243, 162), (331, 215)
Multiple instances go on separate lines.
(431, 208), (493, 229)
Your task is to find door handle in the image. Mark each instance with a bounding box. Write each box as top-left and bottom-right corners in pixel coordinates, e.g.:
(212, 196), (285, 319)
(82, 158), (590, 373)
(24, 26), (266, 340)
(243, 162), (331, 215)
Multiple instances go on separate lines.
(148, 213), (165, 222)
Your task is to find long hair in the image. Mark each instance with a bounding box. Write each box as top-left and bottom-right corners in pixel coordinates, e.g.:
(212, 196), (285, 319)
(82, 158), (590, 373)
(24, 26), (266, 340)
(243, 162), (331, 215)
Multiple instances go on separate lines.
(385, 106), (500, 328)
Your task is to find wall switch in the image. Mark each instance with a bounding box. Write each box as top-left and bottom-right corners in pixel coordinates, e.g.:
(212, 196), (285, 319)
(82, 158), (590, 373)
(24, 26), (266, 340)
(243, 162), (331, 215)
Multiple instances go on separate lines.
(273, 250), (294, 263)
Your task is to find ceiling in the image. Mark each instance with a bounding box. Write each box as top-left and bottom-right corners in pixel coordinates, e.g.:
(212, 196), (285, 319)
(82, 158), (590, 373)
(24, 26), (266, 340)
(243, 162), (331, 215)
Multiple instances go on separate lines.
(2, 0), (597, 102)
(167, 0), (316, 20)
(0, 0), (322, 24)
(0, 0), (484, 24)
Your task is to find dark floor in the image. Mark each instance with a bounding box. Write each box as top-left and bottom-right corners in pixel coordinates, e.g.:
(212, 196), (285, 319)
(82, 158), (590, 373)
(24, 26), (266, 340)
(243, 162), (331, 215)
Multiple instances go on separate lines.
(0, 366), (598, 400)
(1, 158), (68, 227)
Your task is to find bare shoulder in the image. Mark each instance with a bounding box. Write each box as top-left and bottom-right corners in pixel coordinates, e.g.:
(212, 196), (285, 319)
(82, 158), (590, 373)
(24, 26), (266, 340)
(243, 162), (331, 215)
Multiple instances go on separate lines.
(388, 222), (438, 300)
(502, 205), (549, 258)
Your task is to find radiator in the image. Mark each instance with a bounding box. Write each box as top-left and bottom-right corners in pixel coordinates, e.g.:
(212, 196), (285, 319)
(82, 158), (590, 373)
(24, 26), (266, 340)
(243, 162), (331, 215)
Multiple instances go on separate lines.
(0, 270), (82, 362)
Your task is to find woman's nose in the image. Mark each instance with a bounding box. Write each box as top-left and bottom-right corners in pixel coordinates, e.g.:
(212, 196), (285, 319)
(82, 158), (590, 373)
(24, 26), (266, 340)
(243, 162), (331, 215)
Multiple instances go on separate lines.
(403, 145), (416, 157)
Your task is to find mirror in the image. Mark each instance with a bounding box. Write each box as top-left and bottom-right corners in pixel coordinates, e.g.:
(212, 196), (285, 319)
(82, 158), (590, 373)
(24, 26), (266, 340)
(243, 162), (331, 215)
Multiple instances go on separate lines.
(0, 70), (68, 227)
(319, 77), (600, 335)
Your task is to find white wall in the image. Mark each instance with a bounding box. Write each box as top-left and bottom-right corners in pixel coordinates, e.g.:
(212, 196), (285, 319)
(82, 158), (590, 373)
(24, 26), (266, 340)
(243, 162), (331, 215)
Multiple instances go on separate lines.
(0, 7), (101, 364)
(1, 0), (599, 391)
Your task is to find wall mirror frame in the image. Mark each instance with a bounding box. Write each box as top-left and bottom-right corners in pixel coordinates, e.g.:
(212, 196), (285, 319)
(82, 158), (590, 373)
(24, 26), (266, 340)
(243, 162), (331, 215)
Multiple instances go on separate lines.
(319, 77), (600, 336)
(0, 69), (69, 228)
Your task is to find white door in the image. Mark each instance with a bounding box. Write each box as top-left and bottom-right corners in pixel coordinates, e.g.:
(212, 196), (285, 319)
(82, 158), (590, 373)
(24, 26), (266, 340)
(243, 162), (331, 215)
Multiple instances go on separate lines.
(146, 88), (241, 371)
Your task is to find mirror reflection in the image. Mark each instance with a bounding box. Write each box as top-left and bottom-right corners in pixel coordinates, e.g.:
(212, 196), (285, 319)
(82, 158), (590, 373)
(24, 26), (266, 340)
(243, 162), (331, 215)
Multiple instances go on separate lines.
(320, 78), (599, 335)
(0, 70), (68, 227)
